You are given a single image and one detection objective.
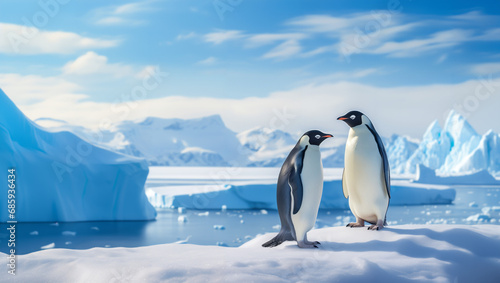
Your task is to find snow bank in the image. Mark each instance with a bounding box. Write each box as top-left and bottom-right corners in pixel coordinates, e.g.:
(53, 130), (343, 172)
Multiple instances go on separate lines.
(0, 89), (156, 222)
(146, 167), (455, 209)
(414, 164), (500, 185)
(3, 225), (499, 282)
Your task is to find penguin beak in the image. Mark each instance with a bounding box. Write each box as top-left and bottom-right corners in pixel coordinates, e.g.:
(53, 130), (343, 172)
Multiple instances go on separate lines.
(323, 134), (333, 138)
(337, 117), (348, 121)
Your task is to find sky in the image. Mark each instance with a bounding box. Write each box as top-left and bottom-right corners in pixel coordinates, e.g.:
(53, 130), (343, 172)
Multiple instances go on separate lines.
(0, 0), (499, 139)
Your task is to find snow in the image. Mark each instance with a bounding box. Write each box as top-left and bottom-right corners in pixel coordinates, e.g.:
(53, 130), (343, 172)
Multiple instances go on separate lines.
(3, 225), (499, 282)
(146, 167), (455, 210)
(0, 89), (156, 222)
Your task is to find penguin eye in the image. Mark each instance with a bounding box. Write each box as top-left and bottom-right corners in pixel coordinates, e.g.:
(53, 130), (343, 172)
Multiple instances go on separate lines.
(350, 115), (356, 120)
(314, 134), (321, 139)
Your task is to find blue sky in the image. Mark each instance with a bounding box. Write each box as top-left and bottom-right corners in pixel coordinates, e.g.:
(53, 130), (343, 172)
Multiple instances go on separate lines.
(1, 0), (500, 137)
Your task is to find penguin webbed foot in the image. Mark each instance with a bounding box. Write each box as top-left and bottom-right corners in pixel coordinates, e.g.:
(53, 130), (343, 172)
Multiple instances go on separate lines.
(346, 222), (364, 228)
(297, 241), (319, 249)
(368, 220), (385, 231)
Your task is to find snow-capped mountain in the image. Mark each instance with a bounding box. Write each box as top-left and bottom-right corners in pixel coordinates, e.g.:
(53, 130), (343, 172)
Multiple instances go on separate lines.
(393, 110), (500, 176)
(107, 115), (249, 166)
(34, 110), (500, 176)
(238, 127), (296, 167)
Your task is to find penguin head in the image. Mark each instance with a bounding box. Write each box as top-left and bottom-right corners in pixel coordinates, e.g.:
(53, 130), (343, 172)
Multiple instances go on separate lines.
(300, 130), (333, 146)
(337, 110), (369, 128)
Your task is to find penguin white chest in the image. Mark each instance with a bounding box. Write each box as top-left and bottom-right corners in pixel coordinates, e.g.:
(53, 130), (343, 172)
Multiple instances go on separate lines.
(344, 127), (388, 222)
(291, 146), (323, 233)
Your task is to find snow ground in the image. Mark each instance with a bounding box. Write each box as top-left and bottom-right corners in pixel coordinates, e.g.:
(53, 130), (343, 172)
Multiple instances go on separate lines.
(2, 225), (499, 282)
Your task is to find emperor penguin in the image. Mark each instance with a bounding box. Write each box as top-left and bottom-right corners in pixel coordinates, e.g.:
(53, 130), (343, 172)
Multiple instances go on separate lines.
(262, 130), (333, 248)
(337, 111), (390, 230)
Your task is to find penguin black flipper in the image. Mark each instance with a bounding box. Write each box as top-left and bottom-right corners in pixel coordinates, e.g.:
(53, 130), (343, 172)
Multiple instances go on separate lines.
(289, 146), (306, 214)
(366, 124), (391, 198)
(342, 168), (348, 198)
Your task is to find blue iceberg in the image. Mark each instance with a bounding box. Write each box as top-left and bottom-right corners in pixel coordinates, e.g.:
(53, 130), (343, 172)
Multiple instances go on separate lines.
(0, 89), (156, 222)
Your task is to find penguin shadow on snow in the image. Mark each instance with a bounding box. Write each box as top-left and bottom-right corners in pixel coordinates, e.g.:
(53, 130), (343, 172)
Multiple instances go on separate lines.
(314, 227), (500, 282)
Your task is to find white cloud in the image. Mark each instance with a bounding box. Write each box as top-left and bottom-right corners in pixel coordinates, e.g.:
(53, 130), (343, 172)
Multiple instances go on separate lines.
(63, 51), (134, 77)
(0, 73), (82, 104)
(176, 32), (197, 41)
(204, 30), (244, 44)
(6, 72), (499, 139)
(471, 63), (500, 75)
(197, 57), (217, 65)
(245, 33), (307, 47)
(93, 1), (156, 26)
(262, 40), (302, 59)
(436, 54), (448, 64)
(368, 29), (473, 57)
(0, 23), (119, 55)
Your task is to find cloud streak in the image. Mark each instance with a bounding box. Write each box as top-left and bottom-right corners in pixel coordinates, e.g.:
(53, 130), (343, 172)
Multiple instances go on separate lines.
(0, 23), (119, 55)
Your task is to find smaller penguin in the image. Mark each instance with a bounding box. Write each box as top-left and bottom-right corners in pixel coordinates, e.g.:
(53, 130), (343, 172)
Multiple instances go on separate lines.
(262, 130), (333, 248)
(337, 111), (390, 230)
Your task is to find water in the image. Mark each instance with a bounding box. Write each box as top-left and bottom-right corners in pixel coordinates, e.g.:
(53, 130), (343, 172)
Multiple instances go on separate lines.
(1, 186), (499, 255)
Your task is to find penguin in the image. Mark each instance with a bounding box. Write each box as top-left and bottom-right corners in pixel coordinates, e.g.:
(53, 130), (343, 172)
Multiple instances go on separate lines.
(337, 111), (390, 230)
(262, 130), (333, 248)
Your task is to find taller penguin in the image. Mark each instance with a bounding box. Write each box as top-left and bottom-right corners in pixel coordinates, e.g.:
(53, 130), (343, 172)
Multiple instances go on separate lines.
(337, 111), (390, 230)
(262, 130), (332, 248)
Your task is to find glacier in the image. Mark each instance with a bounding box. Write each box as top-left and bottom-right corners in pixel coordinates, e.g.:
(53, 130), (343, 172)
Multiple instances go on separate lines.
(0, 89), (156, 222)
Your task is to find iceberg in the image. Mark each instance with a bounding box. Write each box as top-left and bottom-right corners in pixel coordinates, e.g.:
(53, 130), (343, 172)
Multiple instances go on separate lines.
(0, 89), (156, 222)
(413, 164), (500, 185)
(146, 167), (455, 210)
(395, 110), (500, 177)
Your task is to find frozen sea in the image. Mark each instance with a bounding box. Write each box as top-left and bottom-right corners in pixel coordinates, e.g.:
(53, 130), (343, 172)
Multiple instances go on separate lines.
(1, 185), (499, 255)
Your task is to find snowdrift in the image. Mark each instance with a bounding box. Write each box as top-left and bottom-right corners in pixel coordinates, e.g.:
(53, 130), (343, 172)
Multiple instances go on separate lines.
(0, 89), (156, 222)
(3, 225), (499, 282)
(146, 167), (455, 210)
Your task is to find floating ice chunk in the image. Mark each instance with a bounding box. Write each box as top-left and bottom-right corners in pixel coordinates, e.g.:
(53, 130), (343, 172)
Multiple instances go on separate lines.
(178, 207), (186, 214)
(41, 243), (55, 249)
(65, 242), (72, 245)
(260, 209), (268, 215)
(30, 231), (39, 236)
(91, 227), (100, 231)
(240, 220), (244, 224)
(175, 236), (191, 244)
(469, 202), (478, 207)
(62, 231), (76, 236)
(198, 211), (210, 216)
(221, 205), (227, 212)
(213, 225), (225, 230)
(216, 242), (228, 246)
(178, 216), (188, 223)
